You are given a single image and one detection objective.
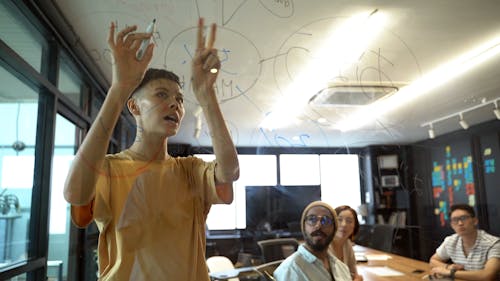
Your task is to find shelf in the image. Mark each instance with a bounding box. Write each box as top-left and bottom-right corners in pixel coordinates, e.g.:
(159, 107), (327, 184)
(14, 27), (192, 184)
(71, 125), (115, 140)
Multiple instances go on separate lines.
(377, 206), (406, 210)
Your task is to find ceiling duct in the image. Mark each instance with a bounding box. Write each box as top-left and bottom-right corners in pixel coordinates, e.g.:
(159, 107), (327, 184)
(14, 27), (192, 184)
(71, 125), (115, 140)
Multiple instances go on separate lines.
(309, 83), (400, 107)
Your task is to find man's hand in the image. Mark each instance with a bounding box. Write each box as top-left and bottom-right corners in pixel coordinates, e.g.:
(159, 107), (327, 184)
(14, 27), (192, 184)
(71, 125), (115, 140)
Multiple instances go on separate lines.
(430, 266), (453, 278)
(447, 263), (465, 271)
(108, 22), (154, 94)
(191, 18), (221, 105)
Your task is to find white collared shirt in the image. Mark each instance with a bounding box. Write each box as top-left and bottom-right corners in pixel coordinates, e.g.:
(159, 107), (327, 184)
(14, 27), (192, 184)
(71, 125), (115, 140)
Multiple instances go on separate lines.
(274, 244), (351, 281)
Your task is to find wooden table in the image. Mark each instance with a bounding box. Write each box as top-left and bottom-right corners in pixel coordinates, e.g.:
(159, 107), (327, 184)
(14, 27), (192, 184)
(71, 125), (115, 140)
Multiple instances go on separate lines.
(354, 245), (464, 281)
(210, 244), (466, 281)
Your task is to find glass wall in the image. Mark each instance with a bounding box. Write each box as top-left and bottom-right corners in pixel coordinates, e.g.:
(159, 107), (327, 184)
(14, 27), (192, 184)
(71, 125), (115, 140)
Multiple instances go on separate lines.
(2, 0), (368, 279)
(0, 59), (39, 271)
(0, 1), (44, 72)
(0, 1), (103, 279)
(58, 56), (84, 109)
(1, 2), (49, 279)
(47, 115), (77, 280)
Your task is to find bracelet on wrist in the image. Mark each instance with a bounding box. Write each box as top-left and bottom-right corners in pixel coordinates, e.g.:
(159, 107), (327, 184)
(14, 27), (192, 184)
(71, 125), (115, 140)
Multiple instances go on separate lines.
(449, 268), (457, 280)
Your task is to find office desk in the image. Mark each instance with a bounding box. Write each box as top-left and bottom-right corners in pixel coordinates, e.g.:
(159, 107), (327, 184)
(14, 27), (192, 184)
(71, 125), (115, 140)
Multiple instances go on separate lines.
(354, 245), (464, 281)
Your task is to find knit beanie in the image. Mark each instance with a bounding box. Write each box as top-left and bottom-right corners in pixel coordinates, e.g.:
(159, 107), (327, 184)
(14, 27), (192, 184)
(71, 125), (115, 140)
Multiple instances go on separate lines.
(300, 201), (338, 234)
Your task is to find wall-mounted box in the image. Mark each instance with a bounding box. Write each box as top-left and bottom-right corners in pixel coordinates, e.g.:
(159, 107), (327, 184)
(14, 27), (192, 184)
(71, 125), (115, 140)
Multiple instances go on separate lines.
(381, 175), (400, 188)
(377, 154), (399, 169)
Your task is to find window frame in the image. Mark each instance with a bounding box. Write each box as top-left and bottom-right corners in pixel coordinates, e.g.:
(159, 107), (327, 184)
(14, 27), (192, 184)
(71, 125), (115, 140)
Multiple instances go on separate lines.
(0, 1), (128, 280)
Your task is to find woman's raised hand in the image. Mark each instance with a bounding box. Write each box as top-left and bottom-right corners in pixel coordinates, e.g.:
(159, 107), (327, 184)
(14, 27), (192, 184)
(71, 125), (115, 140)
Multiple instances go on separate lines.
(107, 22), (154, 93)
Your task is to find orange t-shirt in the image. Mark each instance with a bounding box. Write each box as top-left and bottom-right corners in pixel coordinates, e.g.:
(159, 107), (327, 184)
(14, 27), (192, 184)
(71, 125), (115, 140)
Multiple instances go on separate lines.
(89, 150), (219, 281)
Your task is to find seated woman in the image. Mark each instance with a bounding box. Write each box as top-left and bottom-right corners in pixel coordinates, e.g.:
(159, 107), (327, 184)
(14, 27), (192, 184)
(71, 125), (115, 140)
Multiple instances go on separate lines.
(329, 205), (364, 281)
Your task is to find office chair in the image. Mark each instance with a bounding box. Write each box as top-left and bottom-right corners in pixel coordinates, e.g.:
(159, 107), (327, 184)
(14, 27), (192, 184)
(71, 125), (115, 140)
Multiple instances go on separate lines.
(257, 238), (299, 263)
(354, 224), (374, 247)
(206, 256), (239, 281)
(370, 224), (394, 252)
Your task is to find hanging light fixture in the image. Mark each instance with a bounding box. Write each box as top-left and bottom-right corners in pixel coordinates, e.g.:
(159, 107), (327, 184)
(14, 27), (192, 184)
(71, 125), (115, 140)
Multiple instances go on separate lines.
(12, 103), (25, 153)
(428, 123), (435, 139)
(459, 113), (469, 130)
(421, 97), (499, 138)
(494, 100), (500, 120)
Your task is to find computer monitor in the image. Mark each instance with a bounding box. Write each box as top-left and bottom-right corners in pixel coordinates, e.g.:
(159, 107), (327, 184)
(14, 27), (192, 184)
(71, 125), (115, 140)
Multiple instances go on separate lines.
(245, 185), (321, 231)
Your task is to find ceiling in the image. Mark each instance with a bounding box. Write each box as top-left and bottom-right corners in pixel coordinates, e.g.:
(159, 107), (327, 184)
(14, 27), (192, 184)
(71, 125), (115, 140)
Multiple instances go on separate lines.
(45, 0), (500, 147)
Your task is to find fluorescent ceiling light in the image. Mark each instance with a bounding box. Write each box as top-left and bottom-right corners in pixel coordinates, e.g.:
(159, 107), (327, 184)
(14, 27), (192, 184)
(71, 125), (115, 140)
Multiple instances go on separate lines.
(260, 10), (386, 130)
(336, 37), (500, 131)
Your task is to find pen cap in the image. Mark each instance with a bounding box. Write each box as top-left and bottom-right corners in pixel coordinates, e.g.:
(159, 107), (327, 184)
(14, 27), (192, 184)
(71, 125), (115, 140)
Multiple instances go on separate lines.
(146, 19), (156, 33)
(136, 19), (156, 60)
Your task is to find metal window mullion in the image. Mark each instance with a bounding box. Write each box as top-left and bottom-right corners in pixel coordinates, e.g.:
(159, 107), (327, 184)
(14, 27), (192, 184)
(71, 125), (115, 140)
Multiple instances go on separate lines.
(26, 38), (59, 281)
(0, 258), (46, 280)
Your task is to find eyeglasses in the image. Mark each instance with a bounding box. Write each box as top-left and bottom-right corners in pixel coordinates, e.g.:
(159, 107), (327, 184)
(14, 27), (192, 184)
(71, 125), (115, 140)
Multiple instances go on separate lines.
(305, 215), (334, 227)
(338, 217), (354, 225)
(450, 215), (471, 225)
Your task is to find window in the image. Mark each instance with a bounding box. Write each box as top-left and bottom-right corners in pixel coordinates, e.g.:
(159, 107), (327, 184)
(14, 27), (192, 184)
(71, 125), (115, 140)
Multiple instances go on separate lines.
(279, 154), (320, 185)
(1, 1), (100, 279)
(320, 154), (361, 216)
(58, 55), (85, 109)
(199, 154), (277, 230)
(0, 1), (45, 72)
(0, 65), (39, 269)
(202, 153), (363, 229)
(90, 93), (104, 120)
(47, 115), (78, 280)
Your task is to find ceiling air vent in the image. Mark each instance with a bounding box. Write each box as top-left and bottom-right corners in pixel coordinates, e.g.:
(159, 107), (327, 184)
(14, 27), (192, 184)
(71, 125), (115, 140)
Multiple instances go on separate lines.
(309, 84), (399, 107)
